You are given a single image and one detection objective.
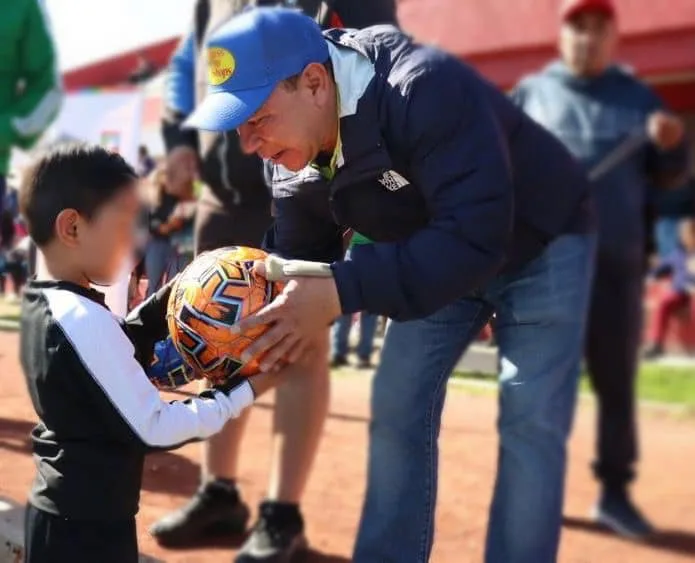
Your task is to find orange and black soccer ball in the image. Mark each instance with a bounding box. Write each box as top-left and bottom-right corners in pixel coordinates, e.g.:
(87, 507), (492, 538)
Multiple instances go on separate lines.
(167, 246), (284, 382)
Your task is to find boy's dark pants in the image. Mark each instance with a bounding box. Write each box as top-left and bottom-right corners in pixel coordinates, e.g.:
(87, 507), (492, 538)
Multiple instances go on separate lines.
(24, 504), (138, 563)
(585, 253), (643, 488)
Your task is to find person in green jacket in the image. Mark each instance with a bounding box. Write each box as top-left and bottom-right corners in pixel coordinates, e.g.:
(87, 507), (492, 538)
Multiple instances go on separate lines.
(331, 232), (380, 368)
(1, 0), (63, 213)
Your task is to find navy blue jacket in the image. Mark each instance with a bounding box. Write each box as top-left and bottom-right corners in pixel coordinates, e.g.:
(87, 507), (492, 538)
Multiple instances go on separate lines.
(266, 26), (594, 321)
(512, 62), (689, 265)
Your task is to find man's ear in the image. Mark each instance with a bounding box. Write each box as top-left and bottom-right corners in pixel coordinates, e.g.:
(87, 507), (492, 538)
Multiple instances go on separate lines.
(302, 62), (331, 99)
(54, 209), (81, 248)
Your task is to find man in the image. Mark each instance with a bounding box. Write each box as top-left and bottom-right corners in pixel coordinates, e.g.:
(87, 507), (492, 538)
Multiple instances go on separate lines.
(152, 2), (398, 561)
(1, 0), (62, 215)
(511, 0), (687, 539)
(186, 7), (597, 562)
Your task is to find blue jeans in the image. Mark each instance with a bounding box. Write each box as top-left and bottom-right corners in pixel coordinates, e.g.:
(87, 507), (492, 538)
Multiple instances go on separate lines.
(654, 217), (680, 259)
(332, 312), (378, 360)
(353, 233), (596, 563)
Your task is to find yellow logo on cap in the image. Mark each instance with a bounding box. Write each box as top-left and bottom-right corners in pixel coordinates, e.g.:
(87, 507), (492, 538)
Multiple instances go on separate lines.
(208, 47), (236, 85)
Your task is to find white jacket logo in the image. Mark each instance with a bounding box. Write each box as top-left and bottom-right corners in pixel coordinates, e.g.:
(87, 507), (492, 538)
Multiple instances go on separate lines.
(378, 170), (410, 191)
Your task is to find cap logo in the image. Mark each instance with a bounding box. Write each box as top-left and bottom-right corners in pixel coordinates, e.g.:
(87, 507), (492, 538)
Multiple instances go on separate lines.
(208, 47), (236, 86)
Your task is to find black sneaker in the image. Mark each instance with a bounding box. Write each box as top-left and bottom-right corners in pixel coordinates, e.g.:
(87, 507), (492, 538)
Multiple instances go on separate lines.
(356, 357), (372, 369)
(642, 343), (664, 360)
(330, 355), (348, 368)
(235, 501), (307, 563)
(149, 480), (250, 547)
(591, 487), (655, 540)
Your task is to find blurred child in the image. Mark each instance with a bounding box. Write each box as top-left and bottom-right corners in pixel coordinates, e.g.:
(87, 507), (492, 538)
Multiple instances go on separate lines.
(644, 218), (695, 359)
(0, 208), (28, 300)
(18, 143), (281, 563)
(142, 164), (177, 296)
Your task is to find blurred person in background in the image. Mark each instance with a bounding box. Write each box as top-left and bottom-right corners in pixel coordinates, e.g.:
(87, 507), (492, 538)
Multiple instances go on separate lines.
(143, 165), (178, 296)
(512, 0), (688, 539)
(0, 209), (28, 301)
(650, 178), (695, 260)
(136, 144), (156, 178)
(0, 0), (62, 217)
(161, 172), (199, 277)
(152, 2), (398, 561)
(644, 217), (695, 359)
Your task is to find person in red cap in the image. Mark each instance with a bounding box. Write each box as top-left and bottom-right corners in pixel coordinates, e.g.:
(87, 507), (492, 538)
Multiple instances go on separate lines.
(513, 0), (688, 541)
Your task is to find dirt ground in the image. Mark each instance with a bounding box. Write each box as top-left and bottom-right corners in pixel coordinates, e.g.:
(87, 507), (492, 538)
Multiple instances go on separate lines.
(1, 330), (695, 562)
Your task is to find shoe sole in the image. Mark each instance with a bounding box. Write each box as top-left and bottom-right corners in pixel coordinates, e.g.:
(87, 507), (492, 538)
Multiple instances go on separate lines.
(590, 507), (650, 541)
(152, 507), (251, 547)
(236, 534), (309, 563)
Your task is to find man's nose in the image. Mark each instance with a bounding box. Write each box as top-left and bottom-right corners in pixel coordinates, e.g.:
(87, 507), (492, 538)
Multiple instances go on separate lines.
(237, 125), (262, 155)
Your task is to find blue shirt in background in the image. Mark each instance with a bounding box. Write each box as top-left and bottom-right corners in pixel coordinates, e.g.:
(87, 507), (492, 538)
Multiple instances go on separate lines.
(512, 61), (688, 266)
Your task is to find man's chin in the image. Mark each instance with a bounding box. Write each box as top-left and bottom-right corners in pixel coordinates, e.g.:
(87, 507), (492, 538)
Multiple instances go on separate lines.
(277, 153), (310, 172)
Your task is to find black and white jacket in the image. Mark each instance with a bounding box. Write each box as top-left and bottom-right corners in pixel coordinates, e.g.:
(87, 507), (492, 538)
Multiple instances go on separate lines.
(20, 279), (254, 520)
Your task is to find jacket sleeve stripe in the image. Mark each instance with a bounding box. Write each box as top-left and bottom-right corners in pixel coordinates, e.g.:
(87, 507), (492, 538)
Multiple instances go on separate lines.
(43, 288), (253, 448)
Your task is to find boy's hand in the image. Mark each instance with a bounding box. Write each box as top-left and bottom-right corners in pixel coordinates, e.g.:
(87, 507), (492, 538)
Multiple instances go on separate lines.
(146, 337), (201, 389)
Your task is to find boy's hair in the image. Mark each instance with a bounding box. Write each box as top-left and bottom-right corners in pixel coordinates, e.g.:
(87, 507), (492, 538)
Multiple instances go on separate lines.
(19, 143), (137, 246)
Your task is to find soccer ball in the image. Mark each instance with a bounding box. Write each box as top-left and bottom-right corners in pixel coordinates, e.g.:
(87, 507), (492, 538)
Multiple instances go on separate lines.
(167, 246), (284, 382)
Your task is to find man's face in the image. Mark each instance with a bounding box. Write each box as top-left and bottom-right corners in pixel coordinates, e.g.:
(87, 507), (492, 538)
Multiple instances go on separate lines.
(559, 10), (617, 77)
(236, 63), (336, 172)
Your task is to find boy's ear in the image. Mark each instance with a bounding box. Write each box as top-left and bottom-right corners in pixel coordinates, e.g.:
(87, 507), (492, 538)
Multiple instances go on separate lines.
(54, 209), (81, 248)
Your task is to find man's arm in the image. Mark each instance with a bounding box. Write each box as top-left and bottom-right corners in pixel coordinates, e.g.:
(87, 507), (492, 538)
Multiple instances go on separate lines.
(644, 92), (689, 189)
(0, 0), (62, 151)
(264, 171), (345, 263)
(161, 31), (199, 153)
(331, 59), (514, 321)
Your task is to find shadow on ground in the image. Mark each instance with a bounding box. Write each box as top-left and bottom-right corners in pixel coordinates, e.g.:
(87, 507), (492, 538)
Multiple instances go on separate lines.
(0, 416), (202, 498)
(563, 516), (695, 558)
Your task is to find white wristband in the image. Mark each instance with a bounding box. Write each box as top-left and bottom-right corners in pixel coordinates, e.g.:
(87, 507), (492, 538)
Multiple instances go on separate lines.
(264, 254), (333, 281)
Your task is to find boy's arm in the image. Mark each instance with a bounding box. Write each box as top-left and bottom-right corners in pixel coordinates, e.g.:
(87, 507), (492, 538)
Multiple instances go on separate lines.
(1, 0), (62, 150)
(123, 281), (174, 369)
(66, 309), (267, 451)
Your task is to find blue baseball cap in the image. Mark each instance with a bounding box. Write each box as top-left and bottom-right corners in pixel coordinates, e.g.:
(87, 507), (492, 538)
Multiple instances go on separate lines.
(183, 7), (329, 132)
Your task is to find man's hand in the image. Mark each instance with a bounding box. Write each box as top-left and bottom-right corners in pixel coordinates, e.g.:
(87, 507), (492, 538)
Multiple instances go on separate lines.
(232, 261), (342, 372)
(167, 145), (198, 197)
(647, 111), (685, 151)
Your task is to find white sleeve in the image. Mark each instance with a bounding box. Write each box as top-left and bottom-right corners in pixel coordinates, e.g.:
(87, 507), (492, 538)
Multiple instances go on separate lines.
(46, 289), (254, 447)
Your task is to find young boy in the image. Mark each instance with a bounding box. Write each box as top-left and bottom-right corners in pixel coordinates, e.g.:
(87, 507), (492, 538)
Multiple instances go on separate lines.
(18, 143), (279, 563)
(644, 218), (695, 358)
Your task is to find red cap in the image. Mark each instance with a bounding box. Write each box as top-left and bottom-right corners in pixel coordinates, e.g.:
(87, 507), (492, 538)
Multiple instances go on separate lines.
(560, 0), (616, 21)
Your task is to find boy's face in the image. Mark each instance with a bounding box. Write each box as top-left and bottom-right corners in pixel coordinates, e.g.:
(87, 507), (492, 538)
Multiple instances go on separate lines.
(75, 183), (140, 285)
